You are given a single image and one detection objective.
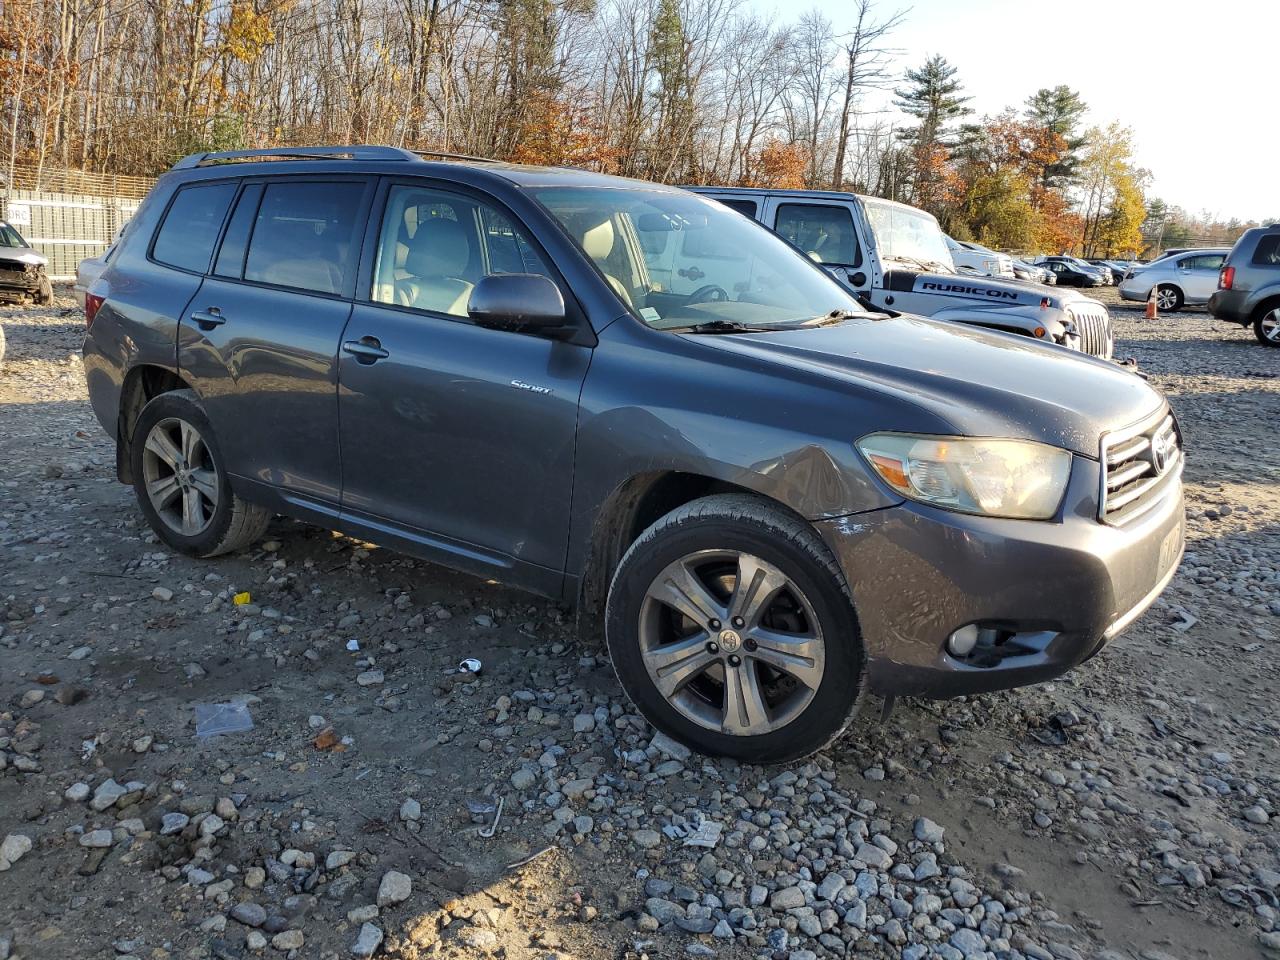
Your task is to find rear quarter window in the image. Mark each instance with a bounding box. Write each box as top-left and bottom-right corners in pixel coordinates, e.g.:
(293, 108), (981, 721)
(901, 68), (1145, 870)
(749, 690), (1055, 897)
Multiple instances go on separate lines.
(1252, 234), (1280, 266)
(151, 182), (237, 273)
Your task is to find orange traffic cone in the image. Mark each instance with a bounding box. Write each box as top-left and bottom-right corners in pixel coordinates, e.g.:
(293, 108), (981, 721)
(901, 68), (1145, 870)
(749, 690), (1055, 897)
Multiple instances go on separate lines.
(1144, 285), (1158, 320)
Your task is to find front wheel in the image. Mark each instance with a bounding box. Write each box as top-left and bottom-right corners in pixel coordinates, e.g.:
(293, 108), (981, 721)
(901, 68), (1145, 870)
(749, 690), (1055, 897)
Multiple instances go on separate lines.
(34, 273), (53, 305)
(1156, 284), (1183, 312)
(1255, 305), (1280, 346)
(605, 494), (865, 762)
(130, 389), (271, 557)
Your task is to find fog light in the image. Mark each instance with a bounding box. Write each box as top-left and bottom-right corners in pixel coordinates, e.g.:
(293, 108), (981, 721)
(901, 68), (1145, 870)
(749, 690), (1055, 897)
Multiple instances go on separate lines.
(947, 624), (980, 657)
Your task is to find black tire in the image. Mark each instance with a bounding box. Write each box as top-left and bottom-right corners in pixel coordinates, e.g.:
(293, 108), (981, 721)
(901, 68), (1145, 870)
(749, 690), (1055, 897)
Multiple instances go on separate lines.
(34, 273), (53, 305)
(130, 389), (271, 557)
(1156, 284), (1183, 312)
(1253, 302), (1280, 347)
(605, 493), (865, 762)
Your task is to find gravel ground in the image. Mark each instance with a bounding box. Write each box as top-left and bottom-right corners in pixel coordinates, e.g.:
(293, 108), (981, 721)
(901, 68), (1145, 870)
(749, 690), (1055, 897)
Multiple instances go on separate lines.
(0, 286), (1277, 960)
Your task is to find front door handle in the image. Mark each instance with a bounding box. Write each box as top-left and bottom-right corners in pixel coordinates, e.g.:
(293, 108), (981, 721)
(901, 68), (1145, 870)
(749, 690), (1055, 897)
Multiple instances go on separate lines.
(342, 337), (389, 363)
(190, 308), (225, 330)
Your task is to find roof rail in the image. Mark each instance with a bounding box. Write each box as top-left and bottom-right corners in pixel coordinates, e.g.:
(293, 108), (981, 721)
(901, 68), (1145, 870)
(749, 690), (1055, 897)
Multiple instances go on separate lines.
(170, 145), (418, 170)
(412, 150), (501, 164)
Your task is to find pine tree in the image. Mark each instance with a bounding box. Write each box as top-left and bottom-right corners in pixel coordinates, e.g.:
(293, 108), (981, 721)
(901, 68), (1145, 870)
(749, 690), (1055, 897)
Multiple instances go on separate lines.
(1023, 86), (1088, 188)
(893, 55), (971, 149)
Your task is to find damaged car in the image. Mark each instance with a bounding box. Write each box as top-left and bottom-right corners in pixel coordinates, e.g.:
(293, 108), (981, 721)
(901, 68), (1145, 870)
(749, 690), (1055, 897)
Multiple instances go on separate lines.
(0, 219), (54, 305)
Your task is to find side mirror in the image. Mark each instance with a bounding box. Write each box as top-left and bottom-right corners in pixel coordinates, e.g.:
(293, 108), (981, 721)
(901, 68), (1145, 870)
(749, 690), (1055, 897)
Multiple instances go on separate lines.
(468, 274), (567, 332)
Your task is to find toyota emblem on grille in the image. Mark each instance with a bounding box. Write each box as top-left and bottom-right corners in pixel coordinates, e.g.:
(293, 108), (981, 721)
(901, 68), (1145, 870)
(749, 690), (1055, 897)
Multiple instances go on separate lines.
(1151, 431), (1173, 475)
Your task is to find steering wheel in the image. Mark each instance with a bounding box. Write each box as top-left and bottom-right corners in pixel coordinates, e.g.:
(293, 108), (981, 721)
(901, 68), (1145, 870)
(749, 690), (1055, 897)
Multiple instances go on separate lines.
(687, 284), (729, 305)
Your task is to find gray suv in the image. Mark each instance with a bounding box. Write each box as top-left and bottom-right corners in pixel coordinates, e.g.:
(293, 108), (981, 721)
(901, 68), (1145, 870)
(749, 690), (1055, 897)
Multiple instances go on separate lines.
(1208, 225), (1280, 345)
(82, 146), (1186, 761)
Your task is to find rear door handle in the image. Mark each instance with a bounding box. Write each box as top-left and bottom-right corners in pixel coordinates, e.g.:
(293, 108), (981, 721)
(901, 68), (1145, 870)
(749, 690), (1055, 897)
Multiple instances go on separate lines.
(342, 337), (389, 363)
(190, 308), (225, 330)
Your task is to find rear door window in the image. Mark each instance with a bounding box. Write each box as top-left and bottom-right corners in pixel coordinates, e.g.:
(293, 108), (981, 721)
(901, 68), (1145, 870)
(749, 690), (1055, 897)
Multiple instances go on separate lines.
(1252, 235), (1280, 265)
(152, 182), (237, 273)
(776, 203), (861, 267)
(243, 181), (367, 295)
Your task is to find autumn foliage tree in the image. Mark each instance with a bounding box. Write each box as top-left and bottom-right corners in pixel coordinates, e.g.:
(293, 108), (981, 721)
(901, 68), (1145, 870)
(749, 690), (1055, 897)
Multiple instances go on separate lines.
(741, 139), (808, 189)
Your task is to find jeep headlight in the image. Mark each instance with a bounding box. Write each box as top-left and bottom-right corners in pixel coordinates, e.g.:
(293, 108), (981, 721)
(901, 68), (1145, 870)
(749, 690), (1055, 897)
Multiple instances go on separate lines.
(856, 434), (1072, 520)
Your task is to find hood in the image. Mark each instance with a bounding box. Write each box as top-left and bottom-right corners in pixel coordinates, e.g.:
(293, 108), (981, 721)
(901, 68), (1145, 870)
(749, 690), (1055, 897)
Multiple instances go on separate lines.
(0, 244), (47, 267)
(682, 313), (1163, 457)
(883, 268), (1101, 312)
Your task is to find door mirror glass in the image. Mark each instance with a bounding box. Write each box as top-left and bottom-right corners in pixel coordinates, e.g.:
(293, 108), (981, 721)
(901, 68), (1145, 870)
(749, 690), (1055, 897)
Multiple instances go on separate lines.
(468, 274), (566, 331)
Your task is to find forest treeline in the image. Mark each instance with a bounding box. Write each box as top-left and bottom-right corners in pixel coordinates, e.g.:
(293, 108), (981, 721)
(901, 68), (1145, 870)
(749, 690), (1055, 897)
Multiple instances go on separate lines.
(0, 0), (1269, 255)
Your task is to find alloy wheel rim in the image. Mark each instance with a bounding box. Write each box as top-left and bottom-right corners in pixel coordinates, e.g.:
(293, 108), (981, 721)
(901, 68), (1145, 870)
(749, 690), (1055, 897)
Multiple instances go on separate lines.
(1263, 309), (1280, 342)
(141, 417), (219, 536)
(639, 550), (825, 736)
(1157, 288), (1178, 309)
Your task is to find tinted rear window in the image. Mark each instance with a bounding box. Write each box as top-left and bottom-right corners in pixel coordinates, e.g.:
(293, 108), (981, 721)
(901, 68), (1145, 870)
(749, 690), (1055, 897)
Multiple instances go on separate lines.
(1252, 234), (1280, 266)
(244, 181), (366, 295)
(152, 183), (237, 273)
(717, 199), (758, 218)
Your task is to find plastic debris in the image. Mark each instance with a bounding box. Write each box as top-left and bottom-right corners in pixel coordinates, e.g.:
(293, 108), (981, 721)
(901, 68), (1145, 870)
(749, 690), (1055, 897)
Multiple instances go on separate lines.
(457, 657), (482, 675)
(233, 592), (252, 605)
(660, 812), (723, 848)
(681, 820), (723, 849)
(477, 796), (504, 838)
(194, 701), (254, 738)
(346, 638), (360, 652)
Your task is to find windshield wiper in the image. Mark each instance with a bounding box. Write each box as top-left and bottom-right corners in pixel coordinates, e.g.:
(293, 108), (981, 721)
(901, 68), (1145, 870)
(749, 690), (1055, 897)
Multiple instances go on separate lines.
(667, 319), (790, 334)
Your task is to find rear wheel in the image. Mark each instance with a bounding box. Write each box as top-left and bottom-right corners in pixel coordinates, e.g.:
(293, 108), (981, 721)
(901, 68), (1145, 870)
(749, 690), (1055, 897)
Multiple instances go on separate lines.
(130, 389), (271, 557)
(1156, 284), (1183, 312)
(1255, 304), (1280, 346)
(605, 494), (865, 762)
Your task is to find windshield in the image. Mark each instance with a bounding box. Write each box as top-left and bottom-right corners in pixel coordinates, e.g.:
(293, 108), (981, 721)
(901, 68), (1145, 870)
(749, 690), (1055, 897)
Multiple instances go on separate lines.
(863, 200), (954, 270)
(534, 187), (863, 329)
(0, 223), (28, 248)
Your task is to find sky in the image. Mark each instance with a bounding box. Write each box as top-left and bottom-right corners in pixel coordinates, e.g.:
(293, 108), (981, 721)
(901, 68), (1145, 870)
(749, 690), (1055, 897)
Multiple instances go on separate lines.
(749, 0), (1279, 222)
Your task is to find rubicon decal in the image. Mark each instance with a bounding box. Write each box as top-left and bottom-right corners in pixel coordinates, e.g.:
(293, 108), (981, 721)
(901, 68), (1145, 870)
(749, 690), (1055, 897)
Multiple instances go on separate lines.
(918, 281), (1019, 301)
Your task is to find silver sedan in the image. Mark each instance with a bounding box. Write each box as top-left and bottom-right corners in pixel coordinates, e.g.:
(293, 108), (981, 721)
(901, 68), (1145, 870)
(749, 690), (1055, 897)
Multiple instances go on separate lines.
(1119, 249), (1230, 311)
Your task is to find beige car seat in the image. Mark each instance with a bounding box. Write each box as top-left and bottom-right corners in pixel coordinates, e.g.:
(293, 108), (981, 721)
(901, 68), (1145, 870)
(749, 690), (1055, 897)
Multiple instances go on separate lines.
(579, 218), (633, 307)
(396, 218), (474, 316)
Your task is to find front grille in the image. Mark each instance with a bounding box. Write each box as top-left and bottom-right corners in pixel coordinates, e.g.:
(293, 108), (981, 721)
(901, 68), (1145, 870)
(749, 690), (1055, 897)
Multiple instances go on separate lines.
(1099, 409), (1182, 525)
(1068, 301), (1114, 359)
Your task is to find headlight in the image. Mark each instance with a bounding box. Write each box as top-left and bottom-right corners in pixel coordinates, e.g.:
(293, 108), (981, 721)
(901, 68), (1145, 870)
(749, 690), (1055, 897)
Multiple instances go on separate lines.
(856, 433), (1072, 519)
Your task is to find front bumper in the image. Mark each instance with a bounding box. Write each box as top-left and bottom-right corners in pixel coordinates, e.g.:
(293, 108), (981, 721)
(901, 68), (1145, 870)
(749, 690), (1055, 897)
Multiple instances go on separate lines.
(816, 456), (1185, 699)
(0, 265), (42, 301)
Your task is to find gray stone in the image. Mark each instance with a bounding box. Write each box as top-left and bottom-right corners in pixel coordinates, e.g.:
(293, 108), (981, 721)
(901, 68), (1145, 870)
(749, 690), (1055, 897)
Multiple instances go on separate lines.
(651, 731), (692, 762)
(645, 897), (686, 924)
(399, 798), (421, 822)
(510, 768), (537, 791)
(769, 886), (806, 910)
(816, 873), (845, 901)
(950, 928), (987, 958)
(271, 931), (304, 951)
(351, 923), (384, 958)
(913, 817), (945, 844)
(230, 902), (267, 928)
(854, 842), (892, 870)
(79, 829), (113, 848)
(160, 812), (190, 835)
(91, 779), (127, 811)
(377, 870), (412, 906)
(632, 828), (662, 849)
